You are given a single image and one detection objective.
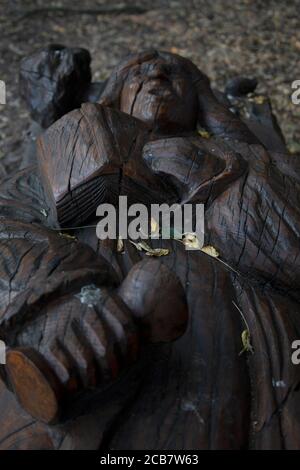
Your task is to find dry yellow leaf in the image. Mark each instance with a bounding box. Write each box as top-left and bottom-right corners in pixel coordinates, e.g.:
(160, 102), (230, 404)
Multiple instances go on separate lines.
(201, 245), (219, 257)
(198, 129), (211, 139)
(59, 232), (77, 241)
(239, 329), (254, 355)
(145, 248), (169, 257)
(232, 301), (254, 355)
(129, 240), (169, 257)
(182, 233), (201, 250)
(117, 236), (124, 253)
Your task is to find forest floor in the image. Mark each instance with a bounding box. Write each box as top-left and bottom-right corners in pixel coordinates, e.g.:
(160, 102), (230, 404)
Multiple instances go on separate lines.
(1, 0), (300, 174)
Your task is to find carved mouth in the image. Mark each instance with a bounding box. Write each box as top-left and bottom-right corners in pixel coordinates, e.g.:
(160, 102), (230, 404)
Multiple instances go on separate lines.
(148, 87), (173, 97)
(145, 78), (174, 97)
(147, 84), (174, 98)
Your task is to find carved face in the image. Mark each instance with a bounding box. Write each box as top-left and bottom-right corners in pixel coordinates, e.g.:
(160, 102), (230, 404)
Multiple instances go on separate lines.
(119, 57), (198, 132)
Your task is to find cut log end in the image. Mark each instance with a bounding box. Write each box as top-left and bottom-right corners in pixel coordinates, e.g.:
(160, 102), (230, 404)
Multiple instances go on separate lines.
(6, 348), (61, 424)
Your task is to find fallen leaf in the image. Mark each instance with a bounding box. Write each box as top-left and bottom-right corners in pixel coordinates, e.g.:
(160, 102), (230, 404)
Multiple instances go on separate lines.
(182, 232), (202, 250)
(232, 301), (254, 355)
(201, 245), (219, 257)
(129, 240), (169, 256)
(117, 236), (124, 253)
(198, 129), (211, 139)
(145, 248), (169, 257)
(239, 329), (254, 355)
(59, 232), (77, 241)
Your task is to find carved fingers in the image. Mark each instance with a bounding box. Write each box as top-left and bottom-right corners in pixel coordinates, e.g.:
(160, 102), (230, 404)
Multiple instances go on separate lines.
(5, 260), (188, 424)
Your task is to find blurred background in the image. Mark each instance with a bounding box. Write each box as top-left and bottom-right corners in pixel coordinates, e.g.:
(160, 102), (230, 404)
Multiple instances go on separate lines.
(0, 0), (300, 175)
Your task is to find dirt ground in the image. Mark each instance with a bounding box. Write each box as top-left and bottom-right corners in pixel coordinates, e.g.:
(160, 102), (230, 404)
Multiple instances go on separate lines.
(0, 0), (300, 175)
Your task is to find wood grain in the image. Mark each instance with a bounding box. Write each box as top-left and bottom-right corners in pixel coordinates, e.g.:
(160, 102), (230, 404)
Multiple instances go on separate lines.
(0, 48), (299, 449)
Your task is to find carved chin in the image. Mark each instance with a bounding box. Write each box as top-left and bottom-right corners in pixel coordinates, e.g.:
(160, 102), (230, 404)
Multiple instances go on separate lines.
(131, 91), (177, 119)
(134, 103), (185, 130)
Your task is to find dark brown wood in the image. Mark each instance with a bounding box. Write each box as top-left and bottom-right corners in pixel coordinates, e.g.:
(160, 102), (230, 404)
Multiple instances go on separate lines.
(6, 348), (62, 424)
(0, 48), (299, 450)
(20, 45), (92, 128)
(8, 262), (186, 424)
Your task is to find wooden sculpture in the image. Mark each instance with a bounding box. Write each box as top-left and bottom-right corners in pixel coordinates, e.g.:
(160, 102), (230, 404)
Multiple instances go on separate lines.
(0, 47), (299, 450)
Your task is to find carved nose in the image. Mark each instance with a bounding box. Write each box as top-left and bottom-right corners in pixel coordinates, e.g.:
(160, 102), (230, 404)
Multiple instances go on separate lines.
(147, 64), (170, 80)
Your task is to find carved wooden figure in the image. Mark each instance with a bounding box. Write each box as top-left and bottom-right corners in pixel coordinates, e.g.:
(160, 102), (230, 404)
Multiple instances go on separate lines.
(0, 48), (299, 449)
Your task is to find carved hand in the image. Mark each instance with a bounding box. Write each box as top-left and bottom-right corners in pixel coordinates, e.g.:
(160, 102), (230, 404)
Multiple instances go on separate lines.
(3, 253), (187, 424)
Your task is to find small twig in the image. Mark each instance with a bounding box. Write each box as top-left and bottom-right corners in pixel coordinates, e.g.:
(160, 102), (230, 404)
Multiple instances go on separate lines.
(54, 224), (97, 231)
(215, 257), (241, 277)
(232, 300), (250, 332)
